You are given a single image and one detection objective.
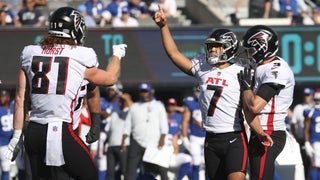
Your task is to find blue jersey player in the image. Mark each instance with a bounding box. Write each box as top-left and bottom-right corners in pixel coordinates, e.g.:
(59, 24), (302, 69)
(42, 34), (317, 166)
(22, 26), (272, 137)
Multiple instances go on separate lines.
(0, 90), (14, 180)
(304, 89), (320, 180)
(181, 86), (206, 180)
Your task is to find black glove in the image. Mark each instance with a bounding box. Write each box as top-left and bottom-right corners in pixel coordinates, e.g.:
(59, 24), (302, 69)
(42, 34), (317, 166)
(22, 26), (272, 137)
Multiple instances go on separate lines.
(238, 68), (253, 91)
(11, 134), (24, 161)
(86, 113), (101, 144)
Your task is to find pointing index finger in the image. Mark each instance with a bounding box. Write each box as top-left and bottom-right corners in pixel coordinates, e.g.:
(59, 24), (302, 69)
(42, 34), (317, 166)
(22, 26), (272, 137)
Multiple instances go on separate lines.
(158, 4), (164, 15)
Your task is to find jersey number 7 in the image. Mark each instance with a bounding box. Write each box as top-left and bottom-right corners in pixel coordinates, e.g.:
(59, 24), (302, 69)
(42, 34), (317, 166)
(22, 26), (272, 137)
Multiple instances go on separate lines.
(206, 85), (223, 117)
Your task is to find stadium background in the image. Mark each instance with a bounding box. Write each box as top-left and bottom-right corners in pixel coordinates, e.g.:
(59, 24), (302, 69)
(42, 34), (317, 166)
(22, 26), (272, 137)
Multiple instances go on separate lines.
(1, 0), (320, 108)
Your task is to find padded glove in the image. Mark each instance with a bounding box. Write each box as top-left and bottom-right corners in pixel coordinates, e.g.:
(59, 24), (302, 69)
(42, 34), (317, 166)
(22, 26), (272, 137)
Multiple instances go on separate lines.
(182, 137), (191, 152)
(86, 113), (101, 144)
(304, 141), (314, 158)
(5, 130), (23, 161)
(238, 68), (253, 91)
(113, 44), (127, 60)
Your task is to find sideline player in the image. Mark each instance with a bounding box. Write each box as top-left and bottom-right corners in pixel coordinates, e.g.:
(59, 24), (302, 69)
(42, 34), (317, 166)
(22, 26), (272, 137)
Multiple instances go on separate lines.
(304, 89), (320, 180)
(6, 6), (127, 180)
(0, 90), (14, 180)
(181, 86), (206, 180)
(238, 25), (295, 180)
(153, 5), (272, 180)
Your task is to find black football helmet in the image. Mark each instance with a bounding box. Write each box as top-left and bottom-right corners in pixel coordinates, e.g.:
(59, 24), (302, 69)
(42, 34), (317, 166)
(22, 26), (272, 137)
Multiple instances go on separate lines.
(204, 29), (238, 65)
(241, 25), (279, 65)
(48, 7), (86, 45)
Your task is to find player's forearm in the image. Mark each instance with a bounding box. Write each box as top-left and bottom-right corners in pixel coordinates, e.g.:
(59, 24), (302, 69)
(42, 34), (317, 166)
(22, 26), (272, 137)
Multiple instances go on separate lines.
(121, 134), (128, 146)
(160, 25), (179, 58)
(105, 56), (121, 84)
(14, 70), (27, 130)
(13, 105), (24, 130)
(158, 134), (166, 147)
(243, 102), (264, 135)
(304, 118), (310, 142)
(247, 116), (264, 135)
(243, 90), (264, 114)
(87, 87), (101, 113)
(181, 109), (190, 137)
(172, 135), (179, 154)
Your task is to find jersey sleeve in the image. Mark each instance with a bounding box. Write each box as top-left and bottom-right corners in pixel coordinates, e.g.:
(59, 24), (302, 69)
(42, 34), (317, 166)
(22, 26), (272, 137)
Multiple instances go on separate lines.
(303, 108), (311, 118)
(20, 46), (32, 68)
(261, 61), (289, 86)
(74, 47), (99, 68)
(190, 54), (205, 76)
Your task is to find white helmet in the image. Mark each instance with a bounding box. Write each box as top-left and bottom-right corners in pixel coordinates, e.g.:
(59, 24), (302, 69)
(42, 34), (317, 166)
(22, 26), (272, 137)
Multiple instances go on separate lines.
(314, 89), (320, 109)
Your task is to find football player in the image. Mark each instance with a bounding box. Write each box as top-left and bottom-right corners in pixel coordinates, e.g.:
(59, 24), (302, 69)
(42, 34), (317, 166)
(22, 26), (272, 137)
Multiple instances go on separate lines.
(181, 86), (206, 179)
(153, 5), (272, 180)
(0, 90), (14, 180)
(6, 6), (127, 180)
(238, 25), (295, 180)
(304, 89), (320, 180)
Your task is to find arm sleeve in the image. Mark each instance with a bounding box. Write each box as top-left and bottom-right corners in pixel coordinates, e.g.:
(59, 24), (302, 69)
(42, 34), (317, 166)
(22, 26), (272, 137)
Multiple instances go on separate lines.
(87, 83), (96, 92)
(256, 83), (285, 102)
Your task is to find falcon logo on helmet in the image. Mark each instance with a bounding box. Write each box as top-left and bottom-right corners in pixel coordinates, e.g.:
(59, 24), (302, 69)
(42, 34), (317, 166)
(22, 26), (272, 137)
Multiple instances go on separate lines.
(48, 7), (87, 45)
(247, 30), (272, 53)
(71, 10), (84, 32)
(242, 25), (279, 65)
(222, 32), (237, 48)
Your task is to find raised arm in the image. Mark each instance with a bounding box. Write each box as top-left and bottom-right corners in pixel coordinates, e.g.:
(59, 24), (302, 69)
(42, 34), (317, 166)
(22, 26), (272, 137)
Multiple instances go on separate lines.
(153, 5), (193, 76)
(85, 44), (127, 86)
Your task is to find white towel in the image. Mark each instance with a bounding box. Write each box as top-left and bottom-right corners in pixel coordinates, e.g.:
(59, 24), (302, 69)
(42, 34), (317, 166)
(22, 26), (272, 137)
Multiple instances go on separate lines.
(142, 144), (173, 168)
(45, 121), (65, 166)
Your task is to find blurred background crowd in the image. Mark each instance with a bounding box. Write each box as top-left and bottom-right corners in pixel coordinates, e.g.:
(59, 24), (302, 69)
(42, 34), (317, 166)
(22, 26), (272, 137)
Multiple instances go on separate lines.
(2, 0), (320, 28)
(1, 0), (320, 180)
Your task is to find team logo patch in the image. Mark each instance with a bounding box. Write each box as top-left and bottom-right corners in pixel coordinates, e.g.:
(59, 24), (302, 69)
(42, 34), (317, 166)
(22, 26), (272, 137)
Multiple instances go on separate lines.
(271, 62), (281, 70)
(52, 126), (58, 132)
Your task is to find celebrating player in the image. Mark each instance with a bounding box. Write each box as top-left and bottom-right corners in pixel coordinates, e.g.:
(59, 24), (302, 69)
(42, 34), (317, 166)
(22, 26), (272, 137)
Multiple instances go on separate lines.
(153, 5), (272, 180)
(238, 25), (295, 180)
(6, 6), (127, 180)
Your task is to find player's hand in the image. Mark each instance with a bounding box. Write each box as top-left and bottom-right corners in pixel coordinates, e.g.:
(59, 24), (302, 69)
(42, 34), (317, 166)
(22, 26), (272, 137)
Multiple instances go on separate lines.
(153, 4), (167, 28)
(5, 130), (23, 161)
(238, 68), (253, 91)
(182, 137), (191, 152)
(120, 143), (127, 152)
(158, 135), (165, 149)
(86, 113), (101, 144)
(112, 44), (127, 60)
(304, 141), (314, 157)
(257, 131), (273, 147)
